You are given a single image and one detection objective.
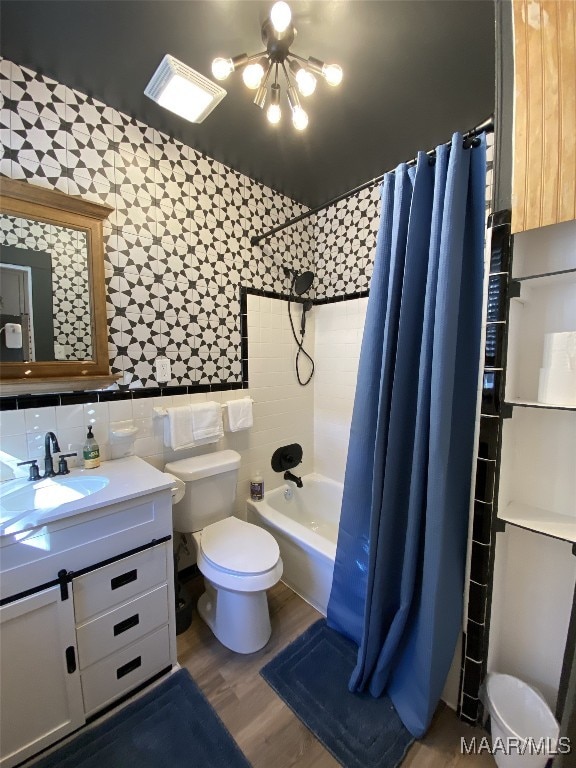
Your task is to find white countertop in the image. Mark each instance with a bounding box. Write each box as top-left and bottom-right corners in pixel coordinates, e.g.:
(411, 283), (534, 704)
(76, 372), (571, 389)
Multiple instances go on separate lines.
(0, 456), (172, 537)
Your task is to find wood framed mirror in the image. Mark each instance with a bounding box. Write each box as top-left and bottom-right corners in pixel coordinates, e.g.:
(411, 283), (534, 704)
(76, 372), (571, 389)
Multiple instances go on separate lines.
(0, 178), (116, 393)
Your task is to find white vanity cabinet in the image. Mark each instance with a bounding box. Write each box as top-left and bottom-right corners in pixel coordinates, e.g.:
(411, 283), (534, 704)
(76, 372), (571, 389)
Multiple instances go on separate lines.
(74, 545), (173, 716)
(0, 457), (177, 768)
(0, 585), (84, 767)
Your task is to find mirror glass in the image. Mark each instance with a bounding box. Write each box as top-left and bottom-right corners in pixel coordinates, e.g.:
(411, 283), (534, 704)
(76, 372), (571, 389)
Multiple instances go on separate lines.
(0, 178), (112, 389)
(0, 215), (92, 362)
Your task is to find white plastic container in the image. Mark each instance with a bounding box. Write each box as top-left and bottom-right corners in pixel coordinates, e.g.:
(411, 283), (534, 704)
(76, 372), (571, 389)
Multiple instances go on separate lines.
(486, 674), (559, 768)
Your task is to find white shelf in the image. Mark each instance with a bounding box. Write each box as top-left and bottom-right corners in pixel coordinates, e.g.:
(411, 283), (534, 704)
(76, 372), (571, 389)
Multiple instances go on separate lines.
(507, 398), (576, 412)
(512, 220), (576, 278)
(513, 269), (576, 288)
(499, 501), (576, 543)
(504, 272), (576, 403)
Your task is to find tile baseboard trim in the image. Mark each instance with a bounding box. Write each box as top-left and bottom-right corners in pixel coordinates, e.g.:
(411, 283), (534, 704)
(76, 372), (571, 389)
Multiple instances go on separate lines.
(0, 381), (246, 412)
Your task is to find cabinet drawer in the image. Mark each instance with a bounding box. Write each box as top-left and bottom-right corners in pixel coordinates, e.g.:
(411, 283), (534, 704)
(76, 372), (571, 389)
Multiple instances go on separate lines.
(76, 584), (169, 670)
(80, 625), (171, 717)
(74, 546), (168, 623)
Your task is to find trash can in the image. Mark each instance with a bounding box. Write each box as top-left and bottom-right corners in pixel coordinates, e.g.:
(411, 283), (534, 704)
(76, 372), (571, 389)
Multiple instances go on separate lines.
(486, 673), (560, 768)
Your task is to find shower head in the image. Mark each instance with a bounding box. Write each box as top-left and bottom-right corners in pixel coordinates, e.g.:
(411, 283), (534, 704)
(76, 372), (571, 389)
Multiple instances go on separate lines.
(294, 271), (314, 295)
(284, 268), (314, 296)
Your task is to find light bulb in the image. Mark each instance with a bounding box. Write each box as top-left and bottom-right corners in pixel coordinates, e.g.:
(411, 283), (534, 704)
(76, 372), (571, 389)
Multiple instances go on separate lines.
(322, 64), (343, 86)
(292, 105), (308, 131)
(270, 1), (291, 33)
(242, 62), (264, 90)
(267, 103), (281, 124)
(212, 57), (234, 81)
(296, 69), (316, 97)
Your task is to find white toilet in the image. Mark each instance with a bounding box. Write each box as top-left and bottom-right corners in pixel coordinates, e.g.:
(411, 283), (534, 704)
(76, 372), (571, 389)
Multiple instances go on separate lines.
(165, 450), (283, 654)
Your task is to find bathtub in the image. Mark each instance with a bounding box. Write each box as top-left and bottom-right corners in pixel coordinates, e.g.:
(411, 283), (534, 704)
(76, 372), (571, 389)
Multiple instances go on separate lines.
(246, 473), (342, 615)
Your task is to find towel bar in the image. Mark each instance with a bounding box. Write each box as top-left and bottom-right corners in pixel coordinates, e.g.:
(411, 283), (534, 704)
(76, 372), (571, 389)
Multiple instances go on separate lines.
(153, 398), (253, 418)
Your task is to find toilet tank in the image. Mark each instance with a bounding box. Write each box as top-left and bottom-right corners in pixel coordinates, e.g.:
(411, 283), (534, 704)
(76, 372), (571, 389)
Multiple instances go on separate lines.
(165, 450), (241, 533)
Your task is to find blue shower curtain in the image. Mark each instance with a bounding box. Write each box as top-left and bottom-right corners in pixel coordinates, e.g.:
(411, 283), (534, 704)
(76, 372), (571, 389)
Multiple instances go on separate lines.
(327, 133), (486, 738)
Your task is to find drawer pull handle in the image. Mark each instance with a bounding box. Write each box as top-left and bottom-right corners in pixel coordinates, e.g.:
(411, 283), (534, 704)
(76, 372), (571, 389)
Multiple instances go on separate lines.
(113, 613), (140, 636)
(111, 569), (137, 591)
(116, 655), (142, 680)
(65, 646), (77, 674)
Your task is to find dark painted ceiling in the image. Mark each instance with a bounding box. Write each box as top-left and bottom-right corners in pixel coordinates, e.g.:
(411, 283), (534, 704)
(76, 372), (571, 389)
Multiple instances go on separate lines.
(0, 0), (495, 208)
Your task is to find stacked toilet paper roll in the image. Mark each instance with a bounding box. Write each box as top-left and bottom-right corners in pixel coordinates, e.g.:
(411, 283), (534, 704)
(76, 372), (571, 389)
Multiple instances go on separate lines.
(537, 332), (576, 406)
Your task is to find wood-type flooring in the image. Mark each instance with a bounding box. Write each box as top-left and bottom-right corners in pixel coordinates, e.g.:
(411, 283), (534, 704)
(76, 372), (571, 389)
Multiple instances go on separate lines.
(177, 577), (496, 768)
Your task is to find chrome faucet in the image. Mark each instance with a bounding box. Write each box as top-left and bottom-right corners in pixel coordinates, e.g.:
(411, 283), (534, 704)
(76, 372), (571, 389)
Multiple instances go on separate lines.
(43, 431), (61, 478)
(284, 471), (303, 488)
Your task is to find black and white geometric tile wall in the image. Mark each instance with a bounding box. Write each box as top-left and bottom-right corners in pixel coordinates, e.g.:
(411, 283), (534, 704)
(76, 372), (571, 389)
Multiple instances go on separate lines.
(0, 55), (492, 392)
(314, 185), (381, 300)
(0, 214), (91, 359)
(312, 133), (494, 302)
(0, 58), (314, 389)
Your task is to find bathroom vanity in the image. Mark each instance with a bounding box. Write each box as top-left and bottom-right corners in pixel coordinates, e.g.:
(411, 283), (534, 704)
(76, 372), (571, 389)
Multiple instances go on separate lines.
(0, 456), (177, 768)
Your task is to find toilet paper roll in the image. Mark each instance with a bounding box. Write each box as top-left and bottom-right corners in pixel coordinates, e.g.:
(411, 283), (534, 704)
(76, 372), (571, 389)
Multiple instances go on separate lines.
(543, 348), (573, 371)
(538, 368), (576, 406)
(542, 332), (576, 369)
(163, 472), (186, 505)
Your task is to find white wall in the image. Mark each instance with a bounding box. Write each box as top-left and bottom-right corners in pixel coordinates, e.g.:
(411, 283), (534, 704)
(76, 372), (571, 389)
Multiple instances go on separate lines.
(499, 409), (576, 519)
(313, 297), (367, 483)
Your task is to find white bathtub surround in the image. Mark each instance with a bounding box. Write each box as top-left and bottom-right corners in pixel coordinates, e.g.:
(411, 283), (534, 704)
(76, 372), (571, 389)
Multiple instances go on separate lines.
(313, 298), (367, 483)
(247, 473), (342, 615)
(245, 294), (315, 502)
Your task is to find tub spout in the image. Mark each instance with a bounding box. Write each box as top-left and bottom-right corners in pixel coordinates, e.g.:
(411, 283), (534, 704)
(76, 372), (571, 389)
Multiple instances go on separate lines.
(284, 471), (303, 488)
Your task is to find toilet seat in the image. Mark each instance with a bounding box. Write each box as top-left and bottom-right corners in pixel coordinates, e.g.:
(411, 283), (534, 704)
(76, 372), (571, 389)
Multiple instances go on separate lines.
(200, 517), (280, 575)
(193, 519), (283, 593)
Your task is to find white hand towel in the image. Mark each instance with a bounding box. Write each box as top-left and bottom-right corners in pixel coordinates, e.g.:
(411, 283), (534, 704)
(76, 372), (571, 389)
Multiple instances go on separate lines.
(163, 402), (223, 450)
(164, 405), (195, 451)
(226, 398), (253, 432)
(190, 401), (224, 441)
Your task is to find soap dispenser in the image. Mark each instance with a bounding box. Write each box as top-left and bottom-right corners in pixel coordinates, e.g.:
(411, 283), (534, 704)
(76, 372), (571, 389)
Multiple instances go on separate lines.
(83, 426), (101, 469)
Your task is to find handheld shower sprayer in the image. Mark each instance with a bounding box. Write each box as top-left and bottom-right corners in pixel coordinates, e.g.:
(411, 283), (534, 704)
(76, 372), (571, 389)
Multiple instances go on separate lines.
(301, 300), (313, 335)
(285, 267), (315, 386)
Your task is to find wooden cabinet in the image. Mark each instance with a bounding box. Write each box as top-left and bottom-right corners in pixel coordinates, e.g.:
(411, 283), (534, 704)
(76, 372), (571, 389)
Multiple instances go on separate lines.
(0, 586), (84, 767)
(511, 0), (576, 233)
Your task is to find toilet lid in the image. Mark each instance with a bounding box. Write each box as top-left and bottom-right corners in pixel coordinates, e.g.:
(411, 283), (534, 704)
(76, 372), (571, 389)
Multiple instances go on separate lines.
(200, 518), (280, 575)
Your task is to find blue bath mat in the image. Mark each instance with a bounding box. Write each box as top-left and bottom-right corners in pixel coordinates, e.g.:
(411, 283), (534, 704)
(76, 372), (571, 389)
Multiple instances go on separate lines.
(261, 620), (413, 768)
(32, 669), (250, 768)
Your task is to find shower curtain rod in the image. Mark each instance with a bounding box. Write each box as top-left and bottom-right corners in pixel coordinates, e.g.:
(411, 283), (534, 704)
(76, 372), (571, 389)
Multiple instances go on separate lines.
(250, 115), (494, 247)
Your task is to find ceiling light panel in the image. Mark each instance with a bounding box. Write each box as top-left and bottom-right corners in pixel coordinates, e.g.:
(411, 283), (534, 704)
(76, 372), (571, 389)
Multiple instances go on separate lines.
(145, 54), (226, 123)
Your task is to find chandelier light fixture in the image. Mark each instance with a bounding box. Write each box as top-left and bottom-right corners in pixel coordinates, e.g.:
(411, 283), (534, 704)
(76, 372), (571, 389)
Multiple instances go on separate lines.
(211, 1), (343, 131)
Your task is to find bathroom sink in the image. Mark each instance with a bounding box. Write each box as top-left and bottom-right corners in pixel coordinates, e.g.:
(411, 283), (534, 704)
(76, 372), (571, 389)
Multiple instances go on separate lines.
(0, 475), (109, 516)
